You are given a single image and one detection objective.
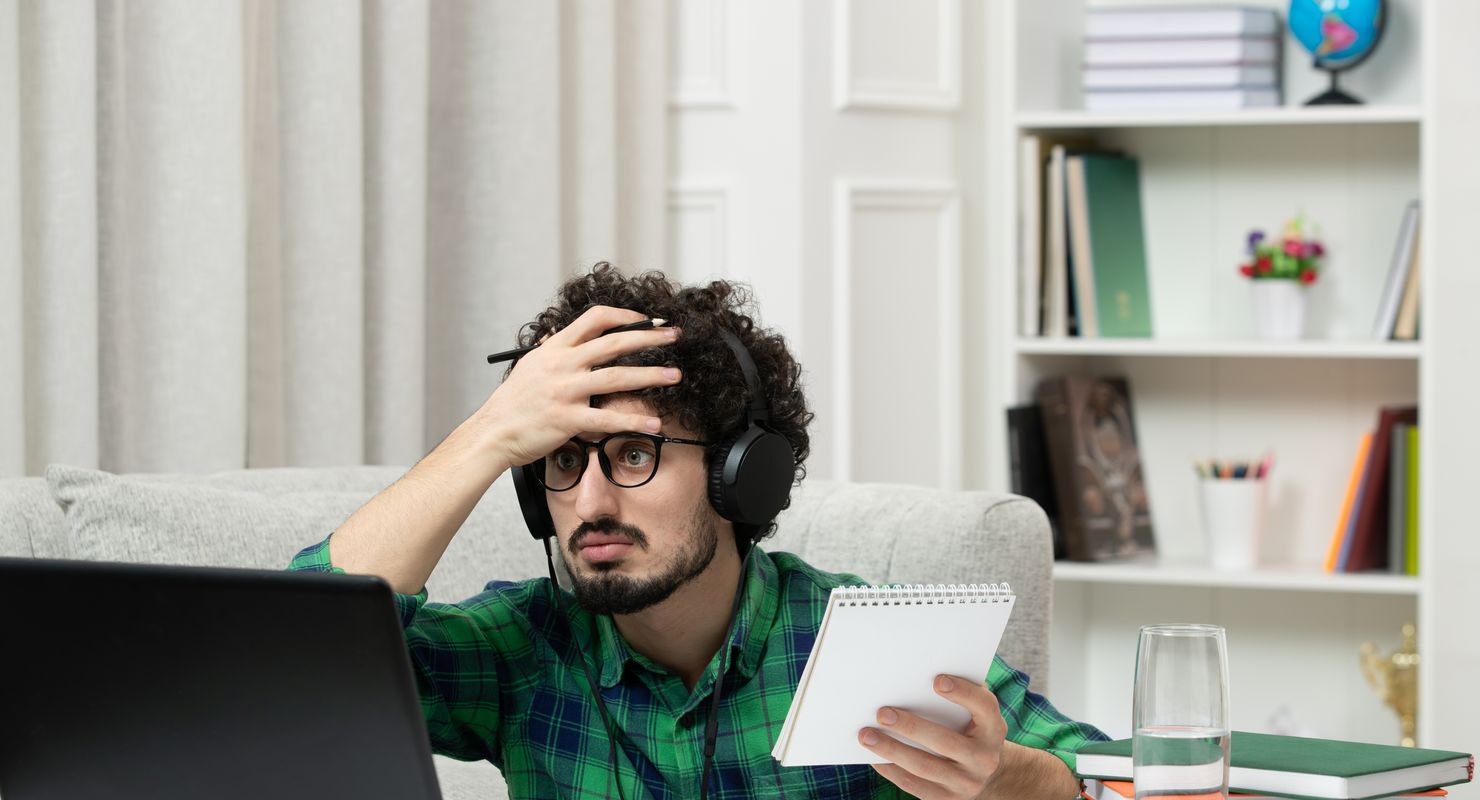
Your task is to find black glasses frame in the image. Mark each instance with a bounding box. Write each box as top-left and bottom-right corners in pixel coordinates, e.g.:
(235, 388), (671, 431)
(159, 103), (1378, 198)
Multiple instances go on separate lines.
(536, 432), (712, 492)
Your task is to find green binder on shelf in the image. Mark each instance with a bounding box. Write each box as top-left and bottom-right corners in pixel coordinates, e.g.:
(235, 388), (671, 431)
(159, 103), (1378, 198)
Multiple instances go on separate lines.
(1079, 153), (1154, 338)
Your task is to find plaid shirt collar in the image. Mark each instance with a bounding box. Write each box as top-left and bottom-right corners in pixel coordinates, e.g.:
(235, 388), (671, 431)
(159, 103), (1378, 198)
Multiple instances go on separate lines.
(590, 548), (779, 693)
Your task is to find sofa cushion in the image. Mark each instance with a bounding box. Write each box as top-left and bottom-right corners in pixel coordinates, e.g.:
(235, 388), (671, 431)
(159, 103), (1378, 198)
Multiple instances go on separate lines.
(42, 465), (1051, 687)
(44, 465), (549, 602)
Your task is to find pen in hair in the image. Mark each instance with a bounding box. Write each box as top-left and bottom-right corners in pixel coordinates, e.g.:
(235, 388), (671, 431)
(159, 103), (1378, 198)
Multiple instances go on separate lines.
(486, 318), (668, 364)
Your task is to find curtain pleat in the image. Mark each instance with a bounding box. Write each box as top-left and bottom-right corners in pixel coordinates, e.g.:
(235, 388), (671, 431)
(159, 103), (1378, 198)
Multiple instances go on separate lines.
(362, 0), (429, 467)
(614, 0), (668, 270)
(273, 0), (365, 467)
(0, 0), (666, 479)
(0, 0), (23, 477)
(244, 0), (286, 469)
(98, 0), (248, 474)
(425, 1), (562, 446)
(561, 0), (618, 270)
(18, 0), (100, 476)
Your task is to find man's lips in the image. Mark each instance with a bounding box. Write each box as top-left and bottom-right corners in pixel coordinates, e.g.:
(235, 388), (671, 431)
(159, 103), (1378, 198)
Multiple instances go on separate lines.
(576, 533), (637, 561)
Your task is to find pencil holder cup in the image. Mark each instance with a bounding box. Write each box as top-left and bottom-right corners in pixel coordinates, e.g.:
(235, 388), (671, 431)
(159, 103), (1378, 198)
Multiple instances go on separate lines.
(1199, 477), (1268, 570)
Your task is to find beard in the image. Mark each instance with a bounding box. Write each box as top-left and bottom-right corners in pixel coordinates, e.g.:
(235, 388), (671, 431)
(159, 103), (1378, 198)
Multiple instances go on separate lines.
(562, 502), (721, 616)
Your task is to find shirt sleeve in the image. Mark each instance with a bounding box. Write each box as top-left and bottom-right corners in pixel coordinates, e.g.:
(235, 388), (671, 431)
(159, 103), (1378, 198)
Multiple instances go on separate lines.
(987, 655), (1108, 775)
(287, 535), (504, 762)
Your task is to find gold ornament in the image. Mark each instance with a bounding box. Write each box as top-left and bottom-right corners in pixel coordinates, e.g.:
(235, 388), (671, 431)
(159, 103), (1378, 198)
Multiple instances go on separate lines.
(1360, 623), (1419, 747)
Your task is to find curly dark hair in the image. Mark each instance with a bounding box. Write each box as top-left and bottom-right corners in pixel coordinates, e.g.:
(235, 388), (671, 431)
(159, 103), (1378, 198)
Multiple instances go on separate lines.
(516, 263), (813, 546)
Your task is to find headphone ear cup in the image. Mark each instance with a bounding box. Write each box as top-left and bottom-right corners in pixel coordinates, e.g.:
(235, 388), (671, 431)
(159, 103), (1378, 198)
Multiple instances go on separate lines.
(512, 462), (557, 541)
(706, 437), (740, 520)
(708, 426), (794, 525)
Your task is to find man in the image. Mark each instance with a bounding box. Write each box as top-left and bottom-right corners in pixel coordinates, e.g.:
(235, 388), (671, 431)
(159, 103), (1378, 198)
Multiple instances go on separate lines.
(290, 265), (1105, 798)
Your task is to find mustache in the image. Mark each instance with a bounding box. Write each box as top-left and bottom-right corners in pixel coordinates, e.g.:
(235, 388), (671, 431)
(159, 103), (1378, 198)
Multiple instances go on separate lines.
(568, 518), (650, 555)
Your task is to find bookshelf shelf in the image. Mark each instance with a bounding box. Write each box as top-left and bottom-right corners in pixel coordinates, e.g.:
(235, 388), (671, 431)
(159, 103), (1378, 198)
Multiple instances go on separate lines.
(1015, 105), (1424, 131)
(1052, 561), (1421, 596)
(984, 0), (1479, 751)
(1014, 339), (1422, 360)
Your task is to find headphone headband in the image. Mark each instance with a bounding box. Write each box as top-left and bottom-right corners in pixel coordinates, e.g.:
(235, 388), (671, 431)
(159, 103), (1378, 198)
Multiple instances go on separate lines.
(717, 328), (769, 424)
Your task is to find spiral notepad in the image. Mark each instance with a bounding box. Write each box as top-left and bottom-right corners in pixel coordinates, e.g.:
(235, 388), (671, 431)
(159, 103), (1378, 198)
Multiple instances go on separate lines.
(771, 583), (1016, 767)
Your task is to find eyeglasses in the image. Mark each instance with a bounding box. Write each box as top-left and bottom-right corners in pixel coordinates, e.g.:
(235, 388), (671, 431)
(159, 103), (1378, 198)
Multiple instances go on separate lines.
(536, 432), (712, 492)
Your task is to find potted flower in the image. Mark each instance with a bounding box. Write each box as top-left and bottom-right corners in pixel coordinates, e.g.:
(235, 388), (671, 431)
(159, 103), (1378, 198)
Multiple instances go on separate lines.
(1239, 217), (1325, 340)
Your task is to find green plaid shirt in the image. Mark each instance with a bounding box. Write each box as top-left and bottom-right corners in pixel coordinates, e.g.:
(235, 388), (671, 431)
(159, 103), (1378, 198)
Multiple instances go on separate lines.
(289, 538), (1104, 799)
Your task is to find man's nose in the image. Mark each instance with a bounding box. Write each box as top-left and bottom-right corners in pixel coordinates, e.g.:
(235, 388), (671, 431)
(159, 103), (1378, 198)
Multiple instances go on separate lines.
(572, 450), (619, 522)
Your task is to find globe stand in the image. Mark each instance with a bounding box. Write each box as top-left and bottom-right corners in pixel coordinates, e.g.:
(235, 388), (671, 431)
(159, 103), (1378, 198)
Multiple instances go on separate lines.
(1304, 66), (1362, 105)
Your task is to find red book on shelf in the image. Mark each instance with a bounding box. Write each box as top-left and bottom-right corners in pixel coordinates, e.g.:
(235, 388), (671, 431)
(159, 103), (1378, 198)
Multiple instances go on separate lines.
(1346, 405), (1419, 572)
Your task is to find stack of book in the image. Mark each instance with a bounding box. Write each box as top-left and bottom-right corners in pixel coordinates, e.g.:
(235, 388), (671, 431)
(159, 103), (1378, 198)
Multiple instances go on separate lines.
(1018, 137), (1153, 339)
(1326, 405), (1420, 575)
(1083, 5), (1283, 112)
(1075, 731), (1472, 799)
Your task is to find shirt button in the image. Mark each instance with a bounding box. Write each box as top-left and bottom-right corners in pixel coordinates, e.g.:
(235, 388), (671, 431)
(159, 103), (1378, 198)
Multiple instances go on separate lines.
(678, 713), (695, 728)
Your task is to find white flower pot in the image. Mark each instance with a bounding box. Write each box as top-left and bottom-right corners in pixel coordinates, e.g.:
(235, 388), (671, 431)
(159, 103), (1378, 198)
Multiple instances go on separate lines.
(1253, 279), (1307, 340)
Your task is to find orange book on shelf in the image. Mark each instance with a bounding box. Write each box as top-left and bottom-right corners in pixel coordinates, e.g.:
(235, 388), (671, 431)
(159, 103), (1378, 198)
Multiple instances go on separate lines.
(1324, 432), (1374, 573)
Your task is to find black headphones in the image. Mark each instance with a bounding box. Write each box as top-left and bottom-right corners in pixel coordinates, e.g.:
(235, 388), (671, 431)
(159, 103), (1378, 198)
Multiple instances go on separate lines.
(512, 327), (794, 543)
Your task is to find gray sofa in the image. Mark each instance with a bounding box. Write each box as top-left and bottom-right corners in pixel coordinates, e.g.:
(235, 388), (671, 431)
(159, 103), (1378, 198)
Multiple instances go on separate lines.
(0, 464), (1054, 800)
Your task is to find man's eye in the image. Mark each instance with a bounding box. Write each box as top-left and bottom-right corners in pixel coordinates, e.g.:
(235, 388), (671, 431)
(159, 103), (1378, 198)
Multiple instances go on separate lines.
(618, 447), (654, 467)
(553, 450), (581, 471)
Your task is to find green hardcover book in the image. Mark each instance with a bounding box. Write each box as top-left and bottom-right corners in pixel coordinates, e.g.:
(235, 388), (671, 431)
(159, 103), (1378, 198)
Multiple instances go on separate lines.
(1406, 425), (1420, 576)
(1075, 731), (1473, 800)
(1081, 153), (1153, 338)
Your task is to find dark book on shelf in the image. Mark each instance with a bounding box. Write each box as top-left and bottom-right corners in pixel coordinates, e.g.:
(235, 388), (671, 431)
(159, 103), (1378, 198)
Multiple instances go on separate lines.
(1006, 404), (1065, 560)
(1034, 375), (1155, 562)
(1347, 405), (1420, 572)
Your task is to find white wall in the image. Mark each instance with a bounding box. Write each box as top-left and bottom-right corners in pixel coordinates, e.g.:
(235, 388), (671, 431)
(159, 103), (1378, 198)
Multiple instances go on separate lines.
(667, 0), (983, 489)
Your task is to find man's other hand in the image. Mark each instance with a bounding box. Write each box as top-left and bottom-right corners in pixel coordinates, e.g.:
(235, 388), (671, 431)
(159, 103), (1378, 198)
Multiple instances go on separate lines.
(858, 674), (1008, 800)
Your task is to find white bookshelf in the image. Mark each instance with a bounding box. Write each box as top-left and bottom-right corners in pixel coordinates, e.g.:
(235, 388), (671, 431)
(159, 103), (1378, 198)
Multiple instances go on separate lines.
(1015, 105), (1424, 130)
(1015, 338), (1423, 360)
(984, 0), (1480, 767)
(1053, 561), (1421, 596)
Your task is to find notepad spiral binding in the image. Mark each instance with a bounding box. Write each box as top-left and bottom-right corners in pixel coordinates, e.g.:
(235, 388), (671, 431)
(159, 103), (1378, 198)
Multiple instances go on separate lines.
(835, 583), (1013, 606)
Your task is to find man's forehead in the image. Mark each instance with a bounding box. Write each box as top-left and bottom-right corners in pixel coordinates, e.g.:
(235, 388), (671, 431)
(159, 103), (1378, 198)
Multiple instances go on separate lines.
(590, 395), (654, 415)
(585, 396), (699, 439)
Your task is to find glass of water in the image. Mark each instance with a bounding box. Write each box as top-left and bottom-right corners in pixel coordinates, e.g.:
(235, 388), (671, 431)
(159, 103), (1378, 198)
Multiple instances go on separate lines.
(1133, 624), (1231, 800)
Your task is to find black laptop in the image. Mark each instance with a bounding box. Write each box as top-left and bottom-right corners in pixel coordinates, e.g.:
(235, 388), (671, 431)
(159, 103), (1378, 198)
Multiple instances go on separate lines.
(0, 557), (443, 800)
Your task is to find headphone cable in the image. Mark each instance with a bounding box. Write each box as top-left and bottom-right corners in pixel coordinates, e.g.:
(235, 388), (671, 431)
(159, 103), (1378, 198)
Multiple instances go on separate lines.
(698, 543), (752, 800)
(544, 536), (627, 800)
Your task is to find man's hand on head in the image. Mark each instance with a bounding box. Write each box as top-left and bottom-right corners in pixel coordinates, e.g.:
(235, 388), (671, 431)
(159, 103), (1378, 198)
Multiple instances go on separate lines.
(858, 674), (1080, 800)
(474, 305), (684, 469)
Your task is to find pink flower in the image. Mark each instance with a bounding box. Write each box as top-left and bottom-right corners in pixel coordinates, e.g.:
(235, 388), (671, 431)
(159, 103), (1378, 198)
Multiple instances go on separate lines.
(1283, 239), (1303, 256)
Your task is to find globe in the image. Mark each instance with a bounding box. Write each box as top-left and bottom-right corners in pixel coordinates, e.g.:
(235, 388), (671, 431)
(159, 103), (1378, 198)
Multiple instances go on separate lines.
(1288, 0), (1386, 104)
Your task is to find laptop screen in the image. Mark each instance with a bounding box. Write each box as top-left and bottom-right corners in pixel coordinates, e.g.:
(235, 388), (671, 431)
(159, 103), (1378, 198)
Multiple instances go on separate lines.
(0, 558), (442, 800)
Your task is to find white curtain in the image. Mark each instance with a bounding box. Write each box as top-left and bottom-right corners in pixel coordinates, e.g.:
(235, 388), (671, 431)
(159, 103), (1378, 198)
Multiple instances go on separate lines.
(0, 0), (669, 478)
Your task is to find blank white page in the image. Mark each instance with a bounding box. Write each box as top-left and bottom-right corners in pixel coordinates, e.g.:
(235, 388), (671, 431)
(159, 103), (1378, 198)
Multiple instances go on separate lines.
(772, 585), (1016, 767)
